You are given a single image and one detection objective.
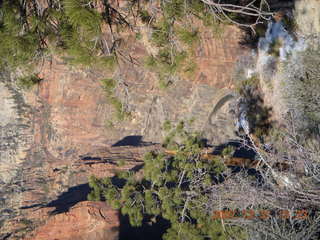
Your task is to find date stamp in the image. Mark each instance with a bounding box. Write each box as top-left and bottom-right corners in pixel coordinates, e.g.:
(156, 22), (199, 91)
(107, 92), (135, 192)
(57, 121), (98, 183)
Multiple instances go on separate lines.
(212, 209), (308, 220)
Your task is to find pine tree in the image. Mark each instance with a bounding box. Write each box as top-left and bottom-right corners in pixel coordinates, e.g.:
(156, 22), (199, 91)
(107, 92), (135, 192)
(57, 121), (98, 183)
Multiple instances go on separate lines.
(88, 123), (246, 239)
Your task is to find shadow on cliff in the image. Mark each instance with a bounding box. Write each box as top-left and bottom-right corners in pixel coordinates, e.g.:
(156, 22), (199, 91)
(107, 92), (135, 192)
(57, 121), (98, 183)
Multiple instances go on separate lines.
(211, 141), (264, 185)
(42, 165), (170, 240)
(45, 183), (91, 215)
(112, 135), (155, 147)
(118, 214), (170, 240)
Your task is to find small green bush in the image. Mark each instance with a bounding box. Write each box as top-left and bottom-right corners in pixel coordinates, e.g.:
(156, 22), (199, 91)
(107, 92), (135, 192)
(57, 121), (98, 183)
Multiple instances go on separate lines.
(163, 120), (172, 132)
(221, 145), (235, 158)
(269, 39), (282, 57)
(177, 28), (199, 45)
(101, 78), (130, 121)
(101, 78), (116, 95)
(235, 75), (260, 94)
(63, 0), (102, 38)
(158, 78), (172, 90)
(18, 75), (42, 90)
(151, 19), (171, 47)
(162, 0), (185, 20)
(139, 10), (152, 23)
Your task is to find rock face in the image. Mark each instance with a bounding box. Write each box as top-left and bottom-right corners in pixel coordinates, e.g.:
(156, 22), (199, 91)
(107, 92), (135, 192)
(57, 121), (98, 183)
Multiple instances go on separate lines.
(0, 74), (34, 236)
(24, 201), (119, 240)
(113, 24), (246, 144)
(295, 0), (320, 36)
(0, 6), (248, 239)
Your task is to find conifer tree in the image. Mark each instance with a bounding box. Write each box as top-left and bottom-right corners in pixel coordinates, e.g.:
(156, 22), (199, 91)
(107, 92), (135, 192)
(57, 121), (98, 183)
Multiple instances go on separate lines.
(88, 123), (247, 240)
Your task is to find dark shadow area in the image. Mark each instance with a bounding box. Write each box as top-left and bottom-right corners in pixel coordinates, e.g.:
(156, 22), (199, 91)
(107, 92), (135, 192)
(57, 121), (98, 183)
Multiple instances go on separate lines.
(239, 24), (266, 49)
(79, 154), (143, 166)
(243, 89), (275, 139)
(119, 214), (170, 240)
(200, 138), (213, 148)
(130, 164), (144, 172)
(45, 183), (91, 215)
(0, 233), (12, 240)
(45, 163), (144, 216)
(211, 141), (264, 185)
(212, 141), (256, 160)
(112, 135), (156, 147)
(20, 203), (43, 210)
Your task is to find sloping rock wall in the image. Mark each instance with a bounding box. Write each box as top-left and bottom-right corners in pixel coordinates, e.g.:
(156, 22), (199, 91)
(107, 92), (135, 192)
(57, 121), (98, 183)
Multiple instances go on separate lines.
(0, 12), (248, 239)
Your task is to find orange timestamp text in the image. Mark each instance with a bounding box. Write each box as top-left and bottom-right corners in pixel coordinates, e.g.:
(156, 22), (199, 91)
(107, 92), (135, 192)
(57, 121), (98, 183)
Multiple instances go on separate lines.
(212, 209), (308, 220)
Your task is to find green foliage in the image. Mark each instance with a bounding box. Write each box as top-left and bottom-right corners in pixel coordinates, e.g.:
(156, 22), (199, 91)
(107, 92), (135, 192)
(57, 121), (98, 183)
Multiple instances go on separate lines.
(135, 32), (142, 40)
(101, 78), (130, 121)
(63, 0), (102, 38)
(0, 1), (41, 69)
(144, 55), (158, 70)
(162, 0), (185, 20)
(87, 176), (103, 201)
(88, 123), (246, 239)
(269, 39), (282, 57)
(236, 75), (260, 94)
(282, 16), (297, 33)
(163, 120), (172, 132)
(145, 48), (189, 89)
(151, 19), (171, 47)
(0, 0), (116, 75)
(97, 55), (117, 70)
(221, 145), (235, 158)
(117, 159), (126, 167)
(189, 0), (206, 15)
(101, 78), (116, 95)
(18, 75), (42, 90)
(177, 28), (199, 45)
(139, 10), (152, 23)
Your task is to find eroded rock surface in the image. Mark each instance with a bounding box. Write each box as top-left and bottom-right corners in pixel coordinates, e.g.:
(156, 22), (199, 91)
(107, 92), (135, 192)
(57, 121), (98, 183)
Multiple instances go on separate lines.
(24, 201), (119, 240)
(0, 16), (248, 239)
(0, 74), (34, 237)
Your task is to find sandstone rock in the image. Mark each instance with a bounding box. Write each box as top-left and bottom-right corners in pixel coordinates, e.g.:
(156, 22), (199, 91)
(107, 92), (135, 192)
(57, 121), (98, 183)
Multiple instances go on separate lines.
(24, 201), (119, 240)
(0, 2), (248, 237)
(295, 0), (320, 36)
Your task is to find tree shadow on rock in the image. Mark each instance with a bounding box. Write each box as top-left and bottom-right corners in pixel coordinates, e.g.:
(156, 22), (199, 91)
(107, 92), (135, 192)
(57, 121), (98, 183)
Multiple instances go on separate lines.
(119, 214), (170, 240)
(112, 135), (156, 147)
(45, 183), (91, 215)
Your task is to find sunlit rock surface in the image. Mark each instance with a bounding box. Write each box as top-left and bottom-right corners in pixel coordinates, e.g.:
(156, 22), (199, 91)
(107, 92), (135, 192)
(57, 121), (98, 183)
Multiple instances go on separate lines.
(24, 201), (119, 240)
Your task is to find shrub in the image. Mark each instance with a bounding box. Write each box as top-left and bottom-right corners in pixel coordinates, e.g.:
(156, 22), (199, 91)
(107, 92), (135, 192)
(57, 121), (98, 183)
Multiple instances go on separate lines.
(163, 120), (172, 132)
(235, 75), (260, 94)
(151, 19), (171, 47)
(0, 2), (40, 69)
(183, 60), (197, 76)
(101, 78), (130, 121)
(139, 10), (152, 23)
(268, 39), (282, 57)
(158, 78), (172, 90)
(177, 28), (199, 45)
(63, 0), (102, 38)
(162, 0), (185, 20)
(18, 75), (42, 90)
(145, 49), (188, 89)
(221, 145), (235, 158)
